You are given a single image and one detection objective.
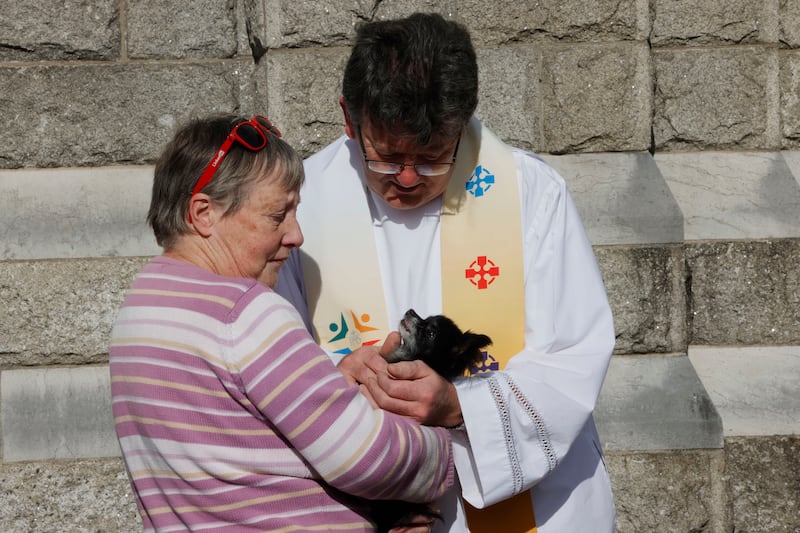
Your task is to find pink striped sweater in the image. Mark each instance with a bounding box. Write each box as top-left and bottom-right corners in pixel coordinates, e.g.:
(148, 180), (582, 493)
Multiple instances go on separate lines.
(110, 257), (454, 532)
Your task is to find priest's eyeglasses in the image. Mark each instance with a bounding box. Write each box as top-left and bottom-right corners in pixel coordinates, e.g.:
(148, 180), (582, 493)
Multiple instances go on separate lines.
(357, 127), (460, 177)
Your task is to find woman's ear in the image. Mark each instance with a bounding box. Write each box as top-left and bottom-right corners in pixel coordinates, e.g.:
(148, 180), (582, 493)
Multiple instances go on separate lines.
(340, 97), (356, 139)
(187, 194), (214, 237)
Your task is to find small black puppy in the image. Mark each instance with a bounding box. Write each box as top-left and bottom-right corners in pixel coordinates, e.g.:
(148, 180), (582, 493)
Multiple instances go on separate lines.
(387, 308), (492, 379)
(372, 309), (492, 532)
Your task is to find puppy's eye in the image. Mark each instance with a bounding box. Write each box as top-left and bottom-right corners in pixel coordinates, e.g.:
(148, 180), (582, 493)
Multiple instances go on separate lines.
(426, 328), (437, 340)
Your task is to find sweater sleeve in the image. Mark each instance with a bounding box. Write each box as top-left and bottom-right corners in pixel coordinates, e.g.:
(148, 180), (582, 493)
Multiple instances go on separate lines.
(230, 291), (455, 503)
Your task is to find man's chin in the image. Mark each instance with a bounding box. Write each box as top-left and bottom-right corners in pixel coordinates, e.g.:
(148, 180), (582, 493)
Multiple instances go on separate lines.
(383, 191), (432, 210)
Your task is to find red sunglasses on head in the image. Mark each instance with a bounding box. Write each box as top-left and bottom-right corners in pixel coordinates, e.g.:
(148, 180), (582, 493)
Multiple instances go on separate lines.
(189, 115), (282, 197)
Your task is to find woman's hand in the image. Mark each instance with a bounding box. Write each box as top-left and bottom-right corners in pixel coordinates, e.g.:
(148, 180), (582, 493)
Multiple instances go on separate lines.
(336, 332), (400, 386)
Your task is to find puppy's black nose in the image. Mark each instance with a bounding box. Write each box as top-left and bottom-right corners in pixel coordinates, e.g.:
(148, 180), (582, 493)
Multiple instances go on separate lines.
(405, 309), (422, 320)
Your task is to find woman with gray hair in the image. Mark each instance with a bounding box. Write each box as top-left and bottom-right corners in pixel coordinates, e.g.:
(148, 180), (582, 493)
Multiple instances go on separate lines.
(110, 114), (453, 532)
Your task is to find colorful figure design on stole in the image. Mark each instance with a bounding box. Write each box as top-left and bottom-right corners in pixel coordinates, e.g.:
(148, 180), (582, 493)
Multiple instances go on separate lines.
(327, 310), (381, 355)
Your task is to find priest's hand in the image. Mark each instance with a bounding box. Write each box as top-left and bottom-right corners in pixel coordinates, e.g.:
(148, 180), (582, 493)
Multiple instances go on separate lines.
(363, 355), (463, 428)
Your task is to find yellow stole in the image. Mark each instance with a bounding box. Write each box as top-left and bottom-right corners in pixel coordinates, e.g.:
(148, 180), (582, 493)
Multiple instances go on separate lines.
(300, 118), (536, 531)
(441, 120), (535, 532)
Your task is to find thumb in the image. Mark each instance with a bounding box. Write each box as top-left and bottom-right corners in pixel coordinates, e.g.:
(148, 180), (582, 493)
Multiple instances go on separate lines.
(379, 331), (402, 358)
(385, 359), (427, 380)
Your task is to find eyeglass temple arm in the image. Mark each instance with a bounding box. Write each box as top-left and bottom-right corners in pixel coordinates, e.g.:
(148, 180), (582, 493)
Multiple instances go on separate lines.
(191, 134), (237, 196)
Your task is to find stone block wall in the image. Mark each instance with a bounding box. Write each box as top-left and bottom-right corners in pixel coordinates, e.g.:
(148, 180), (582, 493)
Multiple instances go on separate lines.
(1, 1), (798, 531)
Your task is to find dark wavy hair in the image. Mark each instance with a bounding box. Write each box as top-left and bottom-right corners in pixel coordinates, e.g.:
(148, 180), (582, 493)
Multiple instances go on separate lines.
(147, 114), (304, 249)
(342, 13), (478, 145)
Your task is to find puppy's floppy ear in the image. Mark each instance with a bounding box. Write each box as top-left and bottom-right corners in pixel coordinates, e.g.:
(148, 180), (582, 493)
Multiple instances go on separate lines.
(456, 332), (492, 364)
(464, 332), (492, 349)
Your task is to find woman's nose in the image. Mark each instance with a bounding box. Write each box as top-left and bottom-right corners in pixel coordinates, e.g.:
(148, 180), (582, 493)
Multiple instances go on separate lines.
(284, 217), (304, 248)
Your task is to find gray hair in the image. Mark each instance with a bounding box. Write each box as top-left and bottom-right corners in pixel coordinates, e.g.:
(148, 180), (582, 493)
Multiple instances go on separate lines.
(147, 114), (304, 249)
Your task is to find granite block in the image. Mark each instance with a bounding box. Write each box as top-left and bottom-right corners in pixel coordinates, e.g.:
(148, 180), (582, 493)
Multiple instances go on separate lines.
(656, 152), (800, 241)
(651, 0), (779, 46)
(252, 0), (454, 49)
(1, 366), (119, 461)
(724, 435), (800, 533)
(457, 0), (648, 44)
(689, 346), (800, 437)
(595, 355), (723, 451)
(126, 0), (238, 59)
(780, 0), (800, 48)
(0, 62), (256, 169)
(538, 42), (652, 153)
(780, 51), (800, 148)
(594, 245), (687, 355)
(0, 167), (159, 261)
(605, 449), (729, 533)
(0, 0), (120, 61)
(653, 47), (780, 151)
(0, 458), (138, 532)
(0, 257), (148, 367)
(475, 46), (539, 152)
(686, 239), (800, 345)
(543, 153), (683, 245)
(262, 48), (350, 157)
(781, 150), (800, 184)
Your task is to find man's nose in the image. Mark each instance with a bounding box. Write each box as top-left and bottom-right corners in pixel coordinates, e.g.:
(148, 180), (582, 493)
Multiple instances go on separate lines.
(395, 164), (421, 187)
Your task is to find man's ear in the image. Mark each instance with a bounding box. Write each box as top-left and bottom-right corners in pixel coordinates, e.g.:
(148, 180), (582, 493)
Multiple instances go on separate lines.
(187, 193), (214, 237)
(340, 97), (356, 139)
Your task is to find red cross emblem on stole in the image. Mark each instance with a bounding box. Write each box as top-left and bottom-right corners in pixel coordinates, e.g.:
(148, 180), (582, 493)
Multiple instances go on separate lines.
(465, 256), (500, 289)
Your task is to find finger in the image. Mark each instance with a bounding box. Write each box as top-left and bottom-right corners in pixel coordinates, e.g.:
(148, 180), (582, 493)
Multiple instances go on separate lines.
(358, 383), (378, 408)
(337, 349), (378, 385)
(385, 359), (430, 380)
(336, 356), (361, 386)
(337, 364), (358, 386)
(359, 375), (416, 417)
(379, 331), (402, 358)
(365, 352), (390, 374)
(376, 370), (422, 400)
(374, 370), (462, 426)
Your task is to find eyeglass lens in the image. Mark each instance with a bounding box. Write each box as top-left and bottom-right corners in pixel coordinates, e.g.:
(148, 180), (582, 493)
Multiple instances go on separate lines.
(359, 127), (458, 177)
(235, 123), (266, 150)
(367, 161), (450, 176)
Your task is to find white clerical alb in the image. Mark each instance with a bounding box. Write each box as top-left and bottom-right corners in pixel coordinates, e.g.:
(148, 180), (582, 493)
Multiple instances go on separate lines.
(289, 118), (616, 533)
